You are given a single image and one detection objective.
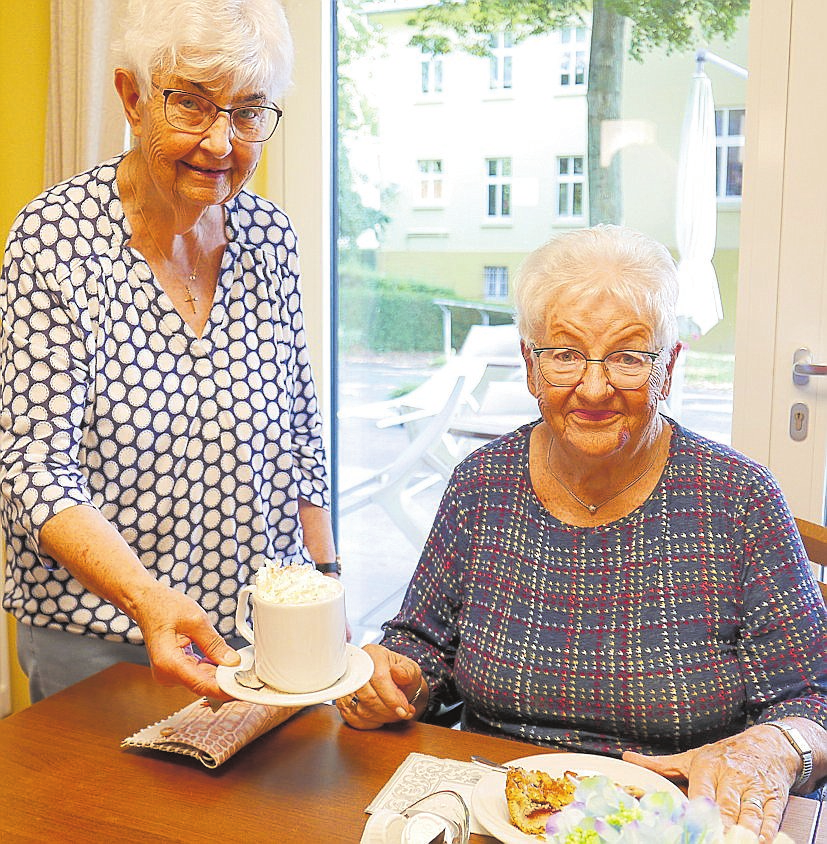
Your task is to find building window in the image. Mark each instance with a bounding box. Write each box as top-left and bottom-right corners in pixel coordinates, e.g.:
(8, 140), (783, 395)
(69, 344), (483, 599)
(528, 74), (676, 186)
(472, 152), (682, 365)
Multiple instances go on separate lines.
(556, 155), (585, 218)
(560, 26), (588, 87)
(715, 108), (745, 199)
(421, 53), (443, 94)
(486, 158), (512, 218)
(417, 159), (443, 202)
(488, 30), (513, 89)
(484, 266), (509, 299)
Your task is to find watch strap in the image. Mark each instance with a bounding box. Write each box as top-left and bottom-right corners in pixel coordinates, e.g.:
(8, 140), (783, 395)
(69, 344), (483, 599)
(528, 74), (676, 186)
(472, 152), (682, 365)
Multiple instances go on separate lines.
(764, 721), (813, 791)
(315, 557), (341, 576)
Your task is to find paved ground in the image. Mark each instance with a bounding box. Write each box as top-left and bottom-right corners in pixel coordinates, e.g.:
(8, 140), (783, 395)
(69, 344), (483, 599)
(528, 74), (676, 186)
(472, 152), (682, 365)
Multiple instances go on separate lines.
(336, 357), (734, 645)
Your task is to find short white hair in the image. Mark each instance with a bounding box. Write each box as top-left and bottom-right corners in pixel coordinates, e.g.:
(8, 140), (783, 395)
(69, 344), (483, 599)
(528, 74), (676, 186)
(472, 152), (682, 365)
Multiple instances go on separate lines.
(116, 0), (294, 102)
(514, 225), (680, 350)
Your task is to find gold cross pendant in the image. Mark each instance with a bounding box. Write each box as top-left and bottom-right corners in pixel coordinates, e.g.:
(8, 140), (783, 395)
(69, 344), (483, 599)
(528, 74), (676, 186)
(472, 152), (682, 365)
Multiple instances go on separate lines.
(184, 286), (198, 313)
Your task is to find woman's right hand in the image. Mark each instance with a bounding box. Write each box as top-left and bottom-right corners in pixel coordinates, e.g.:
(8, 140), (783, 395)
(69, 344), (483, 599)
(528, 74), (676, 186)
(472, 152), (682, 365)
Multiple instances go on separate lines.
(335, 643), (426, 730)
(131, 582), (240, 699)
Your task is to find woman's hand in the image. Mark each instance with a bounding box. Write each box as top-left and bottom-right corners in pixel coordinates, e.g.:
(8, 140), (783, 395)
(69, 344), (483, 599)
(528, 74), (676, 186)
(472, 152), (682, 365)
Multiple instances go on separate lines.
(334, 644), (426, 730)
(623, 724), (800, 842)
(132, 582), (240, 700)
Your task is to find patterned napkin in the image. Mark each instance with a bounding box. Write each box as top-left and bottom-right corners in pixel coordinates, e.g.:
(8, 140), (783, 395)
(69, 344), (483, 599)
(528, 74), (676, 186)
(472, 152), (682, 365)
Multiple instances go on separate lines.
(122, 697), (302, 768)
(365, 752), (488, 835)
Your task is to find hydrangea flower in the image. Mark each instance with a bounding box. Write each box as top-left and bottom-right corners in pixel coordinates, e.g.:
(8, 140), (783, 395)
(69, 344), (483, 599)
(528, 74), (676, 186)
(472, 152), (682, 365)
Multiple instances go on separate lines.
(544, 775), (793, 844)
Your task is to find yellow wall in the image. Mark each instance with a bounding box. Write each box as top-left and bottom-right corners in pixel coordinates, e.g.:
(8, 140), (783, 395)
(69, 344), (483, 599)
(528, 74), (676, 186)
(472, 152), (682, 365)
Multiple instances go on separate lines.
(0, 0), (51, 713)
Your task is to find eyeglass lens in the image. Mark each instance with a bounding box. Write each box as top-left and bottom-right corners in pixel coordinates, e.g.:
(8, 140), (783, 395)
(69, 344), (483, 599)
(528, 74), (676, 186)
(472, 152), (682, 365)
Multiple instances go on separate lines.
(164, 90), (280, 142)
(537, 348), (655, 389)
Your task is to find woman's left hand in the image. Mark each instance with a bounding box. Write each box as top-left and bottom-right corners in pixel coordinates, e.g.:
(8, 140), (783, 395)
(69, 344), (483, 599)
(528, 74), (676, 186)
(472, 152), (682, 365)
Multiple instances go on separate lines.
(623, 725), (798, 843)
(334, 644), (424, 730)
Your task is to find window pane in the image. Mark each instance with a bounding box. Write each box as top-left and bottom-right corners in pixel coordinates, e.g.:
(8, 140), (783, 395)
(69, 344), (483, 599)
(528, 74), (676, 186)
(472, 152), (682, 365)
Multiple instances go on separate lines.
(572, 183), (583, 216)
(558, 183), (569, 215)
(335, 4), (749, 643)
(726, 146), (744, 196)
(728, 109), (746, 135)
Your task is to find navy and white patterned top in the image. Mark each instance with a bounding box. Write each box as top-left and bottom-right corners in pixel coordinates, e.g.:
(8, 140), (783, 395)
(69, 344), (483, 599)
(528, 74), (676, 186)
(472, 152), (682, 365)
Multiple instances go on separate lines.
(382, 419), (827, 756)
(0, 154), (329, 643)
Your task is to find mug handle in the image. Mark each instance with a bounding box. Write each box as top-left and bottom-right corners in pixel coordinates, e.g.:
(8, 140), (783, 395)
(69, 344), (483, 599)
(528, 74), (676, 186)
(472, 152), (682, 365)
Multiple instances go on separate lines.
(235, 584), (256, 645)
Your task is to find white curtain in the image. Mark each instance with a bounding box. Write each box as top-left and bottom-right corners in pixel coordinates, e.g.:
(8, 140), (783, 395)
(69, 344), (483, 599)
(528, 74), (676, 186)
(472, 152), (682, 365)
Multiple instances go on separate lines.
(45, 0), (129, 188)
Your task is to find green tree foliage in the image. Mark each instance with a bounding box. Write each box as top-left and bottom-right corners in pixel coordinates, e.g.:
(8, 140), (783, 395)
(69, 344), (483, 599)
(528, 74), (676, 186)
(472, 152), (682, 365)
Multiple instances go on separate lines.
(408, 0), (748, 223)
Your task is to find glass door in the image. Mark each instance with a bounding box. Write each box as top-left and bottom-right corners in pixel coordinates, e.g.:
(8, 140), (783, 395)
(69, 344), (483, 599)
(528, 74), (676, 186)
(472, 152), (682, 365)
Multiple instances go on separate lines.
(334, 0), (750, 644)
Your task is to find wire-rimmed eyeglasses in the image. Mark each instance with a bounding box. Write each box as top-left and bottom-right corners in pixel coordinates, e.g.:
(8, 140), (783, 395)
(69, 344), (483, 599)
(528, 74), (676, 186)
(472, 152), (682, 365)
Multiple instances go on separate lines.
(156, 87), (283, 143)
(532, 346), (662, 390)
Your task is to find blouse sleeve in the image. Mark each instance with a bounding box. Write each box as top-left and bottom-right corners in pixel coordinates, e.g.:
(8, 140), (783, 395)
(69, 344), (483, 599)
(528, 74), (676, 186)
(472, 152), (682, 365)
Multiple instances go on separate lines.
(380, 471), (470, 708)
(738, 466), (827, 729)
(0, 212), (99, 551)
(277, 234), (329, 510)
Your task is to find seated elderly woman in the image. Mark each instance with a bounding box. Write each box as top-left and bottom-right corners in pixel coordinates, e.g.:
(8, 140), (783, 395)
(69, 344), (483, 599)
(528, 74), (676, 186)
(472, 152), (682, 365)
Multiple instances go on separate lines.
(336, 225), (826, 840)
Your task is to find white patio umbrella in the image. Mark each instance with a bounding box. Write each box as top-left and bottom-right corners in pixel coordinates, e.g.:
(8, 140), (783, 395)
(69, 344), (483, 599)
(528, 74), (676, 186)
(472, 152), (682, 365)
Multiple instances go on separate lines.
(675, 63), (722, 337)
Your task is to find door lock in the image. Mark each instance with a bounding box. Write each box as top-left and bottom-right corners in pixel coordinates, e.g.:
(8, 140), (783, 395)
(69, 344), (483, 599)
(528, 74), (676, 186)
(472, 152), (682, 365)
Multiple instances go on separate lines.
(790, 402), (809, 441)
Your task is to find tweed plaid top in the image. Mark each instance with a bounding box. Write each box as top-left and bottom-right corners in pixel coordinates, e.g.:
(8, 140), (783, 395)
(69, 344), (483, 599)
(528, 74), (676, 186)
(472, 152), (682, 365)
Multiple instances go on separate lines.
(382, 419), (827, 756)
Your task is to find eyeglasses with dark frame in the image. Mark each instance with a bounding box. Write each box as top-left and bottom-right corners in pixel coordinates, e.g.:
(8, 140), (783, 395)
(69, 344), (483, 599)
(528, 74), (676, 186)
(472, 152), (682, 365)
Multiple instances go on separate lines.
(154, 86), (283, 143)
(531, 346), (663, 390)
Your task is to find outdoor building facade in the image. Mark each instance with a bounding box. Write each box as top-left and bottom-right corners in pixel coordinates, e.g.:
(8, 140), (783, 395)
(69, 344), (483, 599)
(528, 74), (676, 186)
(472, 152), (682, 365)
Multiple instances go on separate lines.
(345, 1), (748, 356)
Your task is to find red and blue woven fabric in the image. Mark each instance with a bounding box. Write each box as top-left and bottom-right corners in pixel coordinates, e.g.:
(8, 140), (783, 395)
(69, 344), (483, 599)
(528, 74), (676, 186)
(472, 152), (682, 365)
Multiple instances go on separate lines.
(381, 419), (827, 757)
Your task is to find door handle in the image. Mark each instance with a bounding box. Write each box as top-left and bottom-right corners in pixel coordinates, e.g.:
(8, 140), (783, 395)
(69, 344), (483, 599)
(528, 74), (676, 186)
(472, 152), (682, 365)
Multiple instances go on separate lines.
(793, 347), (827, 384)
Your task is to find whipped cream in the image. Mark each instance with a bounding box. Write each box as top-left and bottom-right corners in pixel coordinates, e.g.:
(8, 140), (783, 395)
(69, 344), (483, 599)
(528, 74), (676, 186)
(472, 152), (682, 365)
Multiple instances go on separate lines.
(255, 564), (341, 604)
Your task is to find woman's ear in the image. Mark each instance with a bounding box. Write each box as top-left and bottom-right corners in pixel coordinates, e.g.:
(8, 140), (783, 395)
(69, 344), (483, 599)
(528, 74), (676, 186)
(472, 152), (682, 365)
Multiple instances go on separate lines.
(659, 341), (684, 399)
(114, 68), (144, 138)
(521, 339), (540, 398)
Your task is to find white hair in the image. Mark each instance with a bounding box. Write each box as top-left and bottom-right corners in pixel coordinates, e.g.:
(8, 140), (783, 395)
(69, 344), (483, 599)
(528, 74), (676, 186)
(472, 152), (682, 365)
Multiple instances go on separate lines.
(514, 225), (680, 350)
(115, 0), (294, 101)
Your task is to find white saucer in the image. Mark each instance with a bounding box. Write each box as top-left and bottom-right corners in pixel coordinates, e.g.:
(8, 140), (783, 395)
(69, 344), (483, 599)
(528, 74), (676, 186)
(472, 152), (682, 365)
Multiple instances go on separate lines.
(216, 644), (373, 706)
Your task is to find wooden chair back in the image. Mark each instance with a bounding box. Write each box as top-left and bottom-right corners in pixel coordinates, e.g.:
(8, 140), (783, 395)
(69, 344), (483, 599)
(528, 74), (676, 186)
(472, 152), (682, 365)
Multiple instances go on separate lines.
(794, 517), (827, 605)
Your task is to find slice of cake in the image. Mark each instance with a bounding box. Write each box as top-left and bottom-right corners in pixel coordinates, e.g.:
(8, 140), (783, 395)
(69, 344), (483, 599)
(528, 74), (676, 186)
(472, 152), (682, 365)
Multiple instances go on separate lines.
(505, 767), (578, 837)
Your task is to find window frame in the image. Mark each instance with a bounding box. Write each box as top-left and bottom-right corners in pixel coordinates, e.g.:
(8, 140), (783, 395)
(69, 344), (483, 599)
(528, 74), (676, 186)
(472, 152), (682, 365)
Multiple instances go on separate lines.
(560, 25), (588, 89)
(483, 265), (509, 300)
(555, 154), (586, 220)
(415, 158), (444, 206)
(485, 156), (513, 219)
(488, 30), (514, 90)
(715, 106), (746, 202)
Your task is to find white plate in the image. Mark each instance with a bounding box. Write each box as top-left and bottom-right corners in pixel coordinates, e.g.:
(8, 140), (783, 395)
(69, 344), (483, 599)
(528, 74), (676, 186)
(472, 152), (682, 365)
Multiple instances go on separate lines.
(471, 752), (686, 844)
(216, 644), (373, 706)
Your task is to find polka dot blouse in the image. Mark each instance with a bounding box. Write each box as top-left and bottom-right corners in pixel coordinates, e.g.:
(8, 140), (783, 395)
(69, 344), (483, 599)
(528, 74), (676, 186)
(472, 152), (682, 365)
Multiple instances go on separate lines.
(0, 155), (330, 643)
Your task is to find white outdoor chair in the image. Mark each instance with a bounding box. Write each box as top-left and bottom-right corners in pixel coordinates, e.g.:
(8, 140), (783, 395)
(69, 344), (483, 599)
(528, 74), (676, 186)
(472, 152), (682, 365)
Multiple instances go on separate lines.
(339, 323), (523, 479)
(339, 375), (467, 550)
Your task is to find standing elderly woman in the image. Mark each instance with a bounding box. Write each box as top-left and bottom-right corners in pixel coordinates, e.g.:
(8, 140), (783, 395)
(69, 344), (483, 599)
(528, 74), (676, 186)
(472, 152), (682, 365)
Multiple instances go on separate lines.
(0, 0), (338, 703)
(337, 226), (826, 841)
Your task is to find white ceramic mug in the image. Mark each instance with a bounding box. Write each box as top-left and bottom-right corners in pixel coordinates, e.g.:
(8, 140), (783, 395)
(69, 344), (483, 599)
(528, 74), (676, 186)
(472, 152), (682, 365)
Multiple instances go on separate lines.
(235, 576), (347, 693)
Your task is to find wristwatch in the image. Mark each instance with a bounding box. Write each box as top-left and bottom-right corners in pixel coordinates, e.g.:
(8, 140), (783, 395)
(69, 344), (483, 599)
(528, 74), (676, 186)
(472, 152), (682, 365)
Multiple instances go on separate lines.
(764, 721), (813, 792)
(315, 556), (341, 576)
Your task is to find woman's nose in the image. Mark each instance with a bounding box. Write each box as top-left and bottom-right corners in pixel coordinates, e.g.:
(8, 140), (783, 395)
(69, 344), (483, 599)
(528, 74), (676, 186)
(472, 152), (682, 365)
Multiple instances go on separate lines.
(200, 112), (234, 156)
(576, 360), (614, 396)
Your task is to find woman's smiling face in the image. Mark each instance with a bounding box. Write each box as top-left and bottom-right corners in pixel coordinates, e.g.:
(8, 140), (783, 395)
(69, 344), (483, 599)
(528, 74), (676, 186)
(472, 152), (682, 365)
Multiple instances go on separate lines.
(525, 290), (673, 460)
(133, 74), (268, 210)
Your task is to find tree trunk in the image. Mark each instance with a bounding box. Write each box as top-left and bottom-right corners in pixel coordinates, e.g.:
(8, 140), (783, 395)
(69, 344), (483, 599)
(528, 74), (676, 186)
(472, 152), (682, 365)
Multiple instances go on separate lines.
(587, 0), (625, 225)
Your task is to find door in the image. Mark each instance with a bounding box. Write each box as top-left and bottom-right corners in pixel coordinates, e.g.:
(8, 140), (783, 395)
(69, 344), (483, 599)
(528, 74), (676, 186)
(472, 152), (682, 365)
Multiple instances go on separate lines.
(733, 0), (827, 521)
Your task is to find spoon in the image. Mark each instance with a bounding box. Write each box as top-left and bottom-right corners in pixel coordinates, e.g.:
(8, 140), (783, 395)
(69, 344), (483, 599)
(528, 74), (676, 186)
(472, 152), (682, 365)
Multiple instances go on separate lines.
(235, 667), (266, 690)
(471, 755), (512, 773)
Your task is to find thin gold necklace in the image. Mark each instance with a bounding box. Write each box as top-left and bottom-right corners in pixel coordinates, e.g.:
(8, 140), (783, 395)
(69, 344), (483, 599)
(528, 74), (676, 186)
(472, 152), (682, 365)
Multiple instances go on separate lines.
(125, 164), (203, 313)
(545, 436), (660, 515)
